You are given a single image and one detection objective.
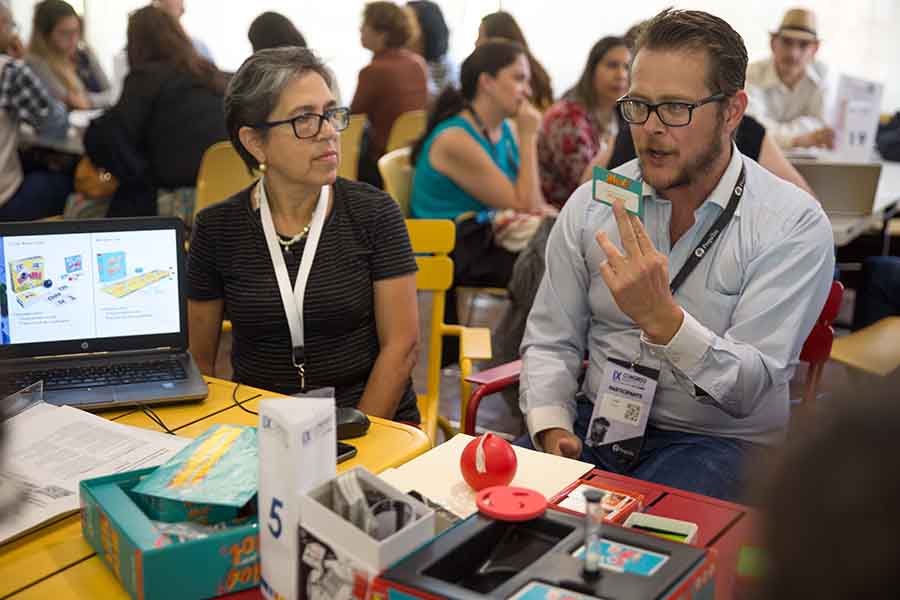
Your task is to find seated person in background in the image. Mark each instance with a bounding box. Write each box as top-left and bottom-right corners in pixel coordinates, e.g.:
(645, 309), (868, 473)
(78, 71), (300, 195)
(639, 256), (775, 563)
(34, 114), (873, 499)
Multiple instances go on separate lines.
(477, 11), (553, 111)
(188, 47), (419, 422)
(852, 256), (900, 330)
(352, 1), (428, 188)
(519, 9), (834, 501)
(97, 5), (228, 216)
(745, 8), (834, 150)
(247, 11), (342, 104)
(112, 0), (214, 100)
(248, 11), (307, 52)
(406, 1), (458, 97)
(410, 40), (554, 360)
(26, 0), (110, 109)
(0, 2), (71, 221)
(759, 380), (900, 599)
(538, 36), (630, 209)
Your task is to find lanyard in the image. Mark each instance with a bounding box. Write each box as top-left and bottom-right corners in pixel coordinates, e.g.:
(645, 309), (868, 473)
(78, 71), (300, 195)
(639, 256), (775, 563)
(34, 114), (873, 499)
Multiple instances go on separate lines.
(258, 177), (329, 390)
(668, 163), (746, 295)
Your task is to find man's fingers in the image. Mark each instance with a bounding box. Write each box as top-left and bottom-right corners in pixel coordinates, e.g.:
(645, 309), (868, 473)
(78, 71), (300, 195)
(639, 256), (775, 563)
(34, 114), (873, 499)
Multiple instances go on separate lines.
(629, 214), (656, 256)
(595, 230), (625, 272)
(611, 199), (641, 257)
(559, 436), (581, 459)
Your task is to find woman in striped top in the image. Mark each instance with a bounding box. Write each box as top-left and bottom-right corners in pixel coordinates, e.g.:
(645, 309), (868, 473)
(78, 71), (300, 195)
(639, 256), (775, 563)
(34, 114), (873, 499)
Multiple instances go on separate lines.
(186, 47), (420, 423)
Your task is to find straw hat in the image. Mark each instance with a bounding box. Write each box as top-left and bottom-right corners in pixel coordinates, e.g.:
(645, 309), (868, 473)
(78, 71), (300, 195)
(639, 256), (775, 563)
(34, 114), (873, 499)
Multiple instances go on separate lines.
(772, 8), (819, 41)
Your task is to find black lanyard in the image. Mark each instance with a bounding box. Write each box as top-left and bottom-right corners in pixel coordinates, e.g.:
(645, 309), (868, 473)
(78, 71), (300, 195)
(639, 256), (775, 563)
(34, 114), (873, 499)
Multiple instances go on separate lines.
(667, 164), (746, 296)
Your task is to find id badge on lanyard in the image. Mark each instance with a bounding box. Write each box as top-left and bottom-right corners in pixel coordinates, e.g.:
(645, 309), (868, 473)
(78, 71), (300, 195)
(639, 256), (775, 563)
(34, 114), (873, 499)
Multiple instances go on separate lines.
(587, 357), (659, 467)
(258, 177), (330, 391)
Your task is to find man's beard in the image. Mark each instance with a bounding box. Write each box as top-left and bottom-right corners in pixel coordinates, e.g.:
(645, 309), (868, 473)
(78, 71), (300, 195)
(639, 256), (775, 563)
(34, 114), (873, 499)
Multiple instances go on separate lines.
(639, 117), (726, 193)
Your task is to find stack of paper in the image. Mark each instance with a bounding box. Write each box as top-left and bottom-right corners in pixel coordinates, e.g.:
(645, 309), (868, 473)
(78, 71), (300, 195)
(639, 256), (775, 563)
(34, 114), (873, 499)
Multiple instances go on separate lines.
(0, 403), (190, 543)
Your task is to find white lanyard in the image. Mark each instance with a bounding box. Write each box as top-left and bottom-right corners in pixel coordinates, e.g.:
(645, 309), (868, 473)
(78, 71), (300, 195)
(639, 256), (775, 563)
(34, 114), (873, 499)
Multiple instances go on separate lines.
(258, 177), (329, 389)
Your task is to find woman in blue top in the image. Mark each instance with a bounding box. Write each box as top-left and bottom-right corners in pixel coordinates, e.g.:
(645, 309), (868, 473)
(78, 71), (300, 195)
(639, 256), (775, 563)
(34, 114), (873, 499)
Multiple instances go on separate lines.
(410, 39), (552, 362)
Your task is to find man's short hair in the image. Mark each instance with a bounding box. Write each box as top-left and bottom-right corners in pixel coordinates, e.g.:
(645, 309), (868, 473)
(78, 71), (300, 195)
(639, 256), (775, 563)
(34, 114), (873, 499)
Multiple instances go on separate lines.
(634, 8), (748, 97)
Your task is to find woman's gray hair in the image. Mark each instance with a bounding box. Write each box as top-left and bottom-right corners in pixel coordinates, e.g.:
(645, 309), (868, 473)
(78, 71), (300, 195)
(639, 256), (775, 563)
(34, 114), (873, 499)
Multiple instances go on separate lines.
(225, 46), (333, 171)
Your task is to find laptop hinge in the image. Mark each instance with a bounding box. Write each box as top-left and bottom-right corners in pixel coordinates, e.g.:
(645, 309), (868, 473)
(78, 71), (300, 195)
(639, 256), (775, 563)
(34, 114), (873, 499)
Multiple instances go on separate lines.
(23, 347), (180, 362)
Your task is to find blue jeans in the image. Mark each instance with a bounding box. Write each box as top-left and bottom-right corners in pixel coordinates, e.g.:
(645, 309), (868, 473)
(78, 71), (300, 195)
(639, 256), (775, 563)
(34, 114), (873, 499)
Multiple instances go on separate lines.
(853, 256), (900, 330)
(517, 395), (759, 502)
(0, 171), (71, 221)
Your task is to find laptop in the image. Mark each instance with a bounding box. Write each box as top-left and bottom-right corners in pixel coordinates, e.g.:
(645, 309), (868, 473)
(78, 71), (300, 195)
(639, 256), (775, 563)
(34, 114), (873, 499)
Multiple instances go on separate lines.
(0, 217), (208, 410)
(793, 161), (883, 217)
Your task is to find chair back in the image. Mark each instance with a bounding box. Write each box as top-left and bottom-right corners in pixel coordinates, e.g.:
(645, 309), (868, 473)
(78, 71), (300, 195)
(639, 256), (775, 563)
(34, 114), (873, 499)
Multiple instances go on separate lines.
(338, 113), (367, 181)
(195, 141), (257, 220)
(800, 280), (844, 364)
(406, 219), (455, 442)
(386, 110), (426, 153)
(379, 147), (413, 216)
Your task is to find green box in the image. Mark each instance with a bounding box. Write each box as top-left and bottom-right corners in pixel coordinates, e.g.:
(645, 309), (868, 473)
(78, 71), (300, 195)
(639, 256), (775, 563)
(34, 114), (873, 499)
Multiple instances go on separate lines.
(80, 468), (260, 600)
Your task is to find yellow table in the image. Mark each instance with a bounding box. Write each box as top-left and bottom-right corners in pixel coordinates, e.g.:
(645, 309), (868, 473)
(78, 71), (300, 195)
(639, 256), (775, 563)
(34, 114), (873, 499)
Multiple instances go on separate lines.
(0, 377), (430, 599)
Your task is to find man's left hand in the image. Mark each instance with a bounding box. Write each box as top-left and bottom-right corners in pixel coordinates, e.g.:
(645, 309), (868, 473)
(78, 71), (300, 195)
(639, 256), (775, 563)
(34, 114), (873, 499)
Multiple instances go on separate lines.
(595, 199), (684, 344)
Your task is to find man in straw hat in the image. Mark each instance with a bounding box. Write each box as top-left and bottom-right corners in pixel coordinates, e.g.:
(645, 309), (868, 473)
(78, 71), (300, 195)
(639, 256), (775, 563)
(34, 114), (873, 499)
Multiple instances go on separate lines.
(746, 8), (834, 149)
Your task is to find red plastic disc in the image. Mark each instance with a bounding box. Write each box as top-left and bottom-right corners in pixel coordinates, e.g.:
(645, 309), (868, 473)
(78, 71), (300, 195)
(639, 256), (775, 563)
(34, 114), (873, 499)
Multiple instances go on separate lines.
(476, 486), (547, 521)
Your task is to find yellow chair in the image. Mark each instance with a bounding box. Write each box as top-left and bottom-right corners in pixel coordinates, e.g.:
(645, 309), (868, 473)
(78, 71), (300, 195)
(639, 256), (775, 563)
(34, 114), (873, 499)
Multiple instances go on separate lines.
(386, 109), (426, 153)
(339, 113), (367, 181)
(830, 317), (900, 376)
(379, 146), (413, 216)
(407, 219), (493, 444)
(194, 141), (257, 221)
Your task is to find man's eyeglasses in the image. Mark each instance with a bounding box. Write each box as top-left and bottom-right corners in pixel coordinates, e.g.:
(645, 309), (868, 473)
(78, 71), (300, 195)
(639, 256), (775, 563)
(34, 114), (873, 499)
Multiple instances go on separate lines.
(617, 93), (726, 128)
(255, 106), (351, 139)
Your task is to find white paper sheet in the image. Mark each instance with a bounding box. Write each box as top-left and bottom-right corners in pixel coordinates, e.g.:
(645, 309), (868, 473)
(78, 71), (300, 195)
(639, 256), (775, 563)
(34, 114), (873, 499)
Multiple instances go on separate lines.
(0, 404), (190, 543)
(378, 434), (593, 518)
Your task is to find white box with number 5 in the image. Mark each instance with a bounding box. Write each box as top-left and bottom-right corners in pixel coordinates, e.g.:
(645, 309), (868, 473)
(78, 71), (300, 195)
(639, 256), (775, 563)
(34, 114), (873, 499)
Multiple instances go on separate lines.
(259, 394), (336, 600)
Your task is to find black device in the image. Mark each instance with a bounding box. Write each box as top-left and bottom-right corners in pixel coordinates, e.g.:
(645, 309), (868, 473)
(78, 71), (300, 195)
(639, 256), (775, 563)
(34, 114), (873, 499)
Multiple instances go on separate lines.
(336, 407), (370, 439)
(337, 441), (357, 463)
(377, 509), (713, 599)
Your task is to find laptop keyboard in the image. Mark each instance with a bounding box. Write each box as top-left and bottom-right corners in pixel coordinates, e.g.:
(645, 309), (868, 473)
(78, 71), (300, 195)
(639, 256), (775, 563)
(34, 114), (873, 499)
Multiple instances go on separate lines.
(6, 358), (188, 392)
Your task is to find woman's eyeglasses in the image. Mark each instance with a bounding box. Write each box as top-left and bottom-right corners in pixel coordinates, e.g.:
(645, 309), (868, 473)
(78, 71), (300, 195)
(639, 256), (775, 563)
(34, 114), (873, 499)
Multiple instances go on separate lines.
(255, 107), (351, 139)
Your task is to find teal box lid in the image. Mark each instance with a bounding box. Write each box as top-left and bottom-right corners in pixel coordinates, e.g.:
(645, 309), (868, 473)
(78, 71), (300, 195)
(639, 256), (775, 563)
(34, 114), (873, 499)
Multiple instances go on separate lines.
(132, 424), (257, 509)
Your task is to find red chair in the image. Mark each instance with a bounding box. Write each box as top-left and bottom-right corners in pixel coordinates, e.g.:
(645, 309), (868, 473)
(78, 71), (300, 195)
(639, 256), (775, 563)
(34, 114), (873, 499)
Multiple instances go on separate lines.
(798, 280), (844, 405)
(462, 280), (845, 434)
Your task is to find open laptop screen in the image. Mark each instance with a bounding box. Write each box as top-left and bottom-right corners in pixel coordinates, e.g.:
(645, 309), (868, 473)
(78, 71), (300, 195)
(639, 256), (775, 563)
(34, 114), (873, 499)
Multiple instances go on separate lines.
(0, 218), (187, 359)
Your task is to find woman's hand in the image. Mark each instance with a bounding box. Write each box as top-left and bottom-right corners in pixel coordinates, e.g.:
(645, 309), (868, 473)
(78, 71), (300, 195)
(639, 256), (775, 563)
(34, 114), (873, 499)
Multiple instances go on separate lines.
(514, 100), (542, 139)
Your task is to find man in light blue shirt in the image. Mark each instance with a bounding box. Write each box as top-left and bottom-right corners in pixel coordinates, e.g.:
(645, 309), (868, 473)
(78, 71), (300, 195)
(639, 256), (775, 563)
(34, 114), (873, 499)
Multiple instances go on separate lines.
(520, 9), (834, 501)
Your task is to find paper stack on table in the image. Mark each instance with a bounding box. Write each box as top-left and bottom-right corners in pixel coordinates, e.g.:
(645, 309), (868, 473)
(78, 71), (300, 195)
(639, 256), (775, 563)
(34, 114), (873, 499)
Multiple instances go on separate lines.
(0, 403), (190, 543)
(378, 433), (593, 518)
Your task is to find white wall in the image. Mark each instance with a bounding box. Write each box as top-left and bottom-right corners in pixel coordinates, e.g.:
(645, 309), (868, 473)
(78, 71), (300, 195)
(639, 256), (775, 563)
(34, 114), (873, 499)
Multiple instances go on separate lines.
(7, 0), (900, 112)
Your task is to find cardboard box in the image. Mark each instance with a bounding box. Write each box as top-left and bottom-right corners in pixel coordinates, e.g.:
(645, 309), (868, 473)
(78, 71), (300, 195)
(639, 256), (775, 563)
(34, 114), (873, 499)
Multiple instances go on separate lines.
(258, 395), (336, 600)
(81, 468), (260, 600)
(297, 467), (435, 599)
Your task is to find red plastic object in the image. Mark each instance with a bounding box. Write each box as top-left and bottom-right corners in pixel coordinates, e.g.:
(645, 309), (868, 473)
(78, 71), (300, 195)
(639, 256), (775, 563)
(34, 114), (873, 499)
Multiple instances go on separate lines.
(463, 361), (523, 435)
(798, 280), (844, 404)
(476, 486), (547, 521)
(460, 433), (517, 491)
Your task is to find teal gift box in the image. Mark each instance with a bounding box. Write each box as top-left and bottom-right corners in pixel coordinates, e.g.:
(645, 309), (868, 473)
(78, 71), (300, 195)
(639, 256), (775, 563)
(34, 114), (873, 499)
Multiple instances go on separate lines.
(80, 468), (260, 600)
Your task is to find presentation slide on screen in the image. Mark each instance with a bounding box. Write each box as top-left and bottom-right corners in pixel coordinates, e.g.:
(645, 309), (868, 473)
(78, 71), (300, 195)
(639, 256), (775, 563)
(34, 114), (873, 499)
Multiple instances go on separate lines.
(0, 230), (180, 345)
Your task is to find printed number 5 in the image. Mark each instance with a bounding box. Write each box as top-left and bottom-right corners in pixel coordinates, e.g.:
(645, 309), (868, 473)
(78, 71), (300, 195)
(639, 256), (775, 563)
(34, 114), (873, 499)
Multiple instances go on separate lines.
(268, 497), (284, 538)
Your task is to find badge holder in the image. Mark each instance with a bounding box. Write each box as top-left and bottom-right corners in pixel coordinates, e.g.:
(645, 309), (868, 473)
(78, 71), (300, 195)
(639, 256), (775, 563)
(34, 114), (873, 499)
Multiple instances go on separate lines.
(586, 351), (660, 470)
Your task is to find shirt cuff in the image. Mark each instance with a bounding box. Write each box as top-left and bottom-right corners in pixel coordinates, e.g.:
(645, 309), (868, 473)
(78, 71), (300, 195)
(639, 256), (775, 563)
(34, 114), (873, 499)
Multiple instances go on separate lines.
(640, 309), (713, 373)
(526, 405), (575, 451)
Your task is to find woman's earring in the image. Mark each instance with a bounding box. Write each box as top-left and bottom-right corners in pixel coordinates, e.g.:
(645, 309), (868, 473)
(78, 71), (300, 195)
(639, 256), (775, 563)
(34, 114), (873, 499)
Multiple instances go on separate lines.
(258, 162), (267, 173)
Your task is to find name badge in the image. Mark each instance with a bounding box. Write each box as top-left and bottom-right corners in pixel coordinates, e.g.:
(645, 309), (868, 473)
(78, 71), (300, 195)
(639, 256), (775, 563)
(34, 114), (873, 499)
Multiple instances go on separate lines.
(586, 360), (658, 448)
(592, 166), (644, 218)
